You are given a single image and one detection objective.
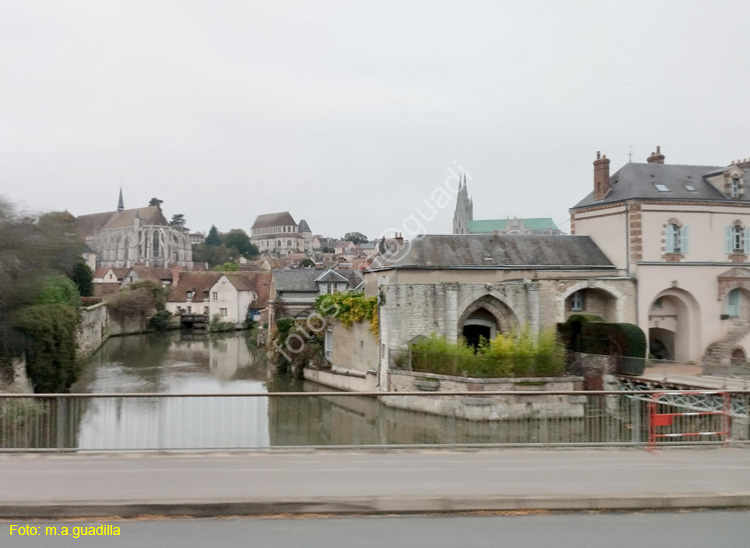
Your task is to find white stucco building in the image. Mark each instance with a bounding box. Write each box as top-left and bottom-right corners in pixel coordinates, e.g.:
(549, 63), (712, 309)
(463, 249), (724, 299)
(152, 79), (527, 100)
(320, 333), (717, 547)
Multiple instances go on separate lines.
(571, 147), (750, 366)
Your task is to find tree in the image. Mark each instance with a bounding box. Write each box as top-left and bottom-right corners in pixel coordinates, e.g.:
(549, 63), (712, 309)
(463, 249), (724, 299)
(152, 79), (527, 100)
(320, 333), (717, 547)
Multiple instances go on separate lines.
(69, 259), (94, 297)
(148, 197), (163, 209)
(223, 228), (259, 258)
(299, 259), (315, 268)
(211, 262), (239, 272)
(169, 214), (186, 230)
(192, 243), (239, 268)
(321, 246), (335, 253)
(205, 225), (222, 246)
(343, 232), (368, 244)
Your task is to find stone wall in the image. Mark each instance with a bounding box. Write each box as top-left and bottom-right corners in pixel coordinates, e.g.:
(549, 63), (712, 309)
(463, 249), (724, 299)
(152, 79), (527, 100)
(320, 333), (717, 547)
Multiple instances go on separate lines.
(77, 303), (148, 359)
(378, 278), (637, 383)
(304, 367), (377, 392)
(383, 370), (585, 420)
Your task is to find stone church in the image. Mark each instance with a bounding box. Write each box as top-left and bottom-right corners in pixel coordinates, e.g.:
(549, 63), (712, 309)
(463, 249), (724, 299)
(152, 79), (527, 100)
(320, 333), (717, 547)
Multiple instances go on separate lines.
(74, 192), (193, 269)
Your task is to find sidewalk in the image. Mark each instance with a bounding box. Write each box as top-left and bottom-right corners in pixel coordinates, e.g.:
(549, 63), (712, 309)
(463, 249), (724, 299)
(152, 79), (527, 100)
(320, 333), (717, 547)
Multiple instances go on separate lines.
(0, 448), (749, 518)
(632, 361), (750, 390)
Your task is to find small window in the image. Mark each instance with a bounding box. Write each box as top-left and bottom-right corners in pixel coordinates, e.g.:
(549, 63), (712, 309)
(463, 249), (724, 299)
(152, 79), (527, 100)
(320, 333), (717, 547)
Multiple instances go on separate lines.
(665, 223), (688, 254)
(186, 291), (194, 300)
(652, 298), (662, 309)
(570, 291), (584, 311)
(653, 183), (670, 192)
(220, 308), (228, 317)
(212, 291), (218, 301)
(727, 289), (741, 317)
(187, 306), (192, 314)
(733, 226), (744, 252)
(204, 306), (209, 314)
(203, 291), (209, 299)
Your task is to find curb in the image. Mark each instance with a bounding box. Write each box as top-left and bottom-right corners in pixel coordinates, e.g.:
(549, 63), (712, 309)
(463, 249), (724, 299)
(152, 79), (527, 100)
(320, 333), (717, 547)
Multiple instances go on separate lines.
(2, 494), (750, 519)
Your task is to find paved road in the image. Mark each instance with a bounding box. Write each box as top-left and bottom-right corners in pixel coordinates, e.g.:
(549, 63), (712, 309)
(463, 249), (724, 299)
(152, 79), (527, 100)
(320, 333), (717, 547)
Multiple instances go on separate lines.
(1, 448), (749, 517)
(2, 512), (749, 548)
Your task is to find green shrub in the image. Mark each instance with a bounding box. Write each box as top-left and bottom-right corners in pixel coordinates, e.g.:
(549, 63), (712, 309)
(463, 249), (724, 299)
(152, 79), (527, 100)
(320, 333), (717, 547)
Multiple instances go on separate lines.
(13, 303), (80, 392)
(408, 327), (566, 378)
(148, 310), (172, 332)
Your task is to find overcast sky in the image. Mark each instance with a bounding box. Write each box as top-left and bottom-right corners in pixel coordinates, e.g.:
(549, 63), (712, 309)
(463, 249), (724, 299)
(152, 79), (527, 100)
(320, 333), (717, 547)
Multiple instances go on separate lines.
(1, 1), (749, 240)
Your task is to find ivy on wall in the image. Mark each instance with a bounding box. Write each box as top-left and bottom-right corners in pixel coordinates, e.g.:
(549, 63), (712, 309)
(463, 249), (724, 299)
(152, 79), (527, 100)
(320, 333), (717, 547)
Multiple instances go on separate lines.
(315, 292), (379, 336)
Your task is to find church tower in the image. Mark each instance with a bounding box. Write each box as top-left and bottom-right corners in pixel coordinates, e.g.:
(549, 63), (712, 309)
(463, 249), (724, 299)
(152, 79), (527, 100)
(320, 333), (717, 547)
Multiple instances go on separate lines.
(452, 174), (473, 234)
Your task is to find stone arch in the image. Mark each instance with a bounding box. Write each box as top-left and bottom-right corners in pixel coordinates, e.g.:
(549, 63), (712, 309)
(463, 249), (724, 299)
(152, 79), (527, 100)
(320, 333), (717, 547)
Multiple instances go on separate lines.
(457, 294), (518, 344)
(647, 287), (702, 362)
(557, 281), (625, 323)
(731, 346), (746, 367)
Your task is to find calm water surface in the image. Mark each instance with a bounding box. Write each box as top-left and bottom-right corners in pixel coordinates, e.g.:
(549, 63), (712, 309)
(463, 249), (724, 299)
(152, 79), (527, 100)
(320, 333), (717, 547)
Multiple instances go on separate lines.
(64, 331), (592, 450)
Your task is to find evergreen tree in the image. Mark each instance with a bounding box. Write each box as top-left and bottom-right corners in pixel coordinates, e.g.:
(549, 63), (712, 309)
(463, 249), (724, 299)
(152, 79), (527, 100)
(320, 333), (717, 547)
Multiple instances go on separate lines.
(205, 225), (222, 246)
(69, 259), (94, 297)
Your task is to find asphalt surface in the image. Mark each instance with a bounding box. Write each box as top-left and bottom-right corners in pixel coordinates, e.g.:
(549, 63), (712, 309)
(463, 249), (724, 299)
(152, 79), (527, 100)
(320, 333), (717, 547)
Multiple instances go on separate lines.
(2, 512), (749, 548)
(0, 448), (749, 517)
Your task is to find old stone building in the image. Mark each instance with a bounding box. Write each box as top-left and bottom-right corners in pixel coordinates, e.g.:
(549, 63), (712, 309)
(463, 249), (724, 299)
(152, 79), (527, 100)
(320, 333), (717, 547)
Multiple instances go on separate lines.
(250, 211), (315, 256)
(74, 195), (193, 269)
(362, 234), (636, 389)
(571, 147), (750, 366)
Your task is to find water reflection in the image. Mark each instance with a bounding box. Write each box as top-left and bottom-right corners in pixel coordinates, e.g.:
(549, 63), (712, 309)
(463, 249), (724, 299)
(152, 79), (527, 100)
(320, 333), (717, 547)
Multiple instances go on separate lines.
(56, 332), (633, 450)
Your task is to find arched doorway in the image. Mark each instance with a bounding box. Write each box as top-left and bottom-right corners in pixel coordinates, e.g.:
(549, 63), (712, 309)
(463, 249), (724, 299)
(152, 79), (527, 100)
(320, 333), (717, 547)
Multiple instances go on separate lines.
(462, 308), (497, 348)
(647, 290), (700, 362)
(731, 347), (746, 367)
(458, 294), (517, 349)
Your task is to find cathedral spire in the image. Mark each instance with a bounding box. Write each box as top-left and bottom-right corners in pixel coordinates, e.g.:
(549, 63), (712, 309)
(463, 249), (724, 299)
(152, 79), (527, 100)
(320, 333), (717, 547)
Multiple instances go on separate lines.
(117, 188), (124, 212)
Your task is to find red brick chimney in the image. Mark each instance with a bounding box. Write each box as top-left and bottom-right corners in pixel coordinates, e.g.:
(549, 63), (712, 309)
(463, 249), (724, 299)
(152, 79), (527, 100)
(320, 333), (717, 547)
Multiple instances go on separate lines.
(647, 146), (665, 164)
(593, 151), (611, 201)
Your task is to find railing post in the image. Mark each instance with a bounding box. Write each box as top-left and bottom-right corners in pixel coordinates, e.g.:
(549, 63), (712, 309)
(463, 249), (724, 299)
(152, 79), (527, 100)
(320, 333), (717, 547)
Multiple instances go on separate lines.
(56, 396), (66, 452)
(631, 397), (641, 446)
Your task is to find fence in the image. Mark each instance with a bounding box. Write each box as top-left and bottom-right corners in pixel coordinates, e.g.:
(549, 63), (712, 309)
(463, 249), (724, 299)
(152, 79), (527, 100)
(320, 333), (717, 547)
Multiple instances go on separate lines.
(0, 390), (748, 452)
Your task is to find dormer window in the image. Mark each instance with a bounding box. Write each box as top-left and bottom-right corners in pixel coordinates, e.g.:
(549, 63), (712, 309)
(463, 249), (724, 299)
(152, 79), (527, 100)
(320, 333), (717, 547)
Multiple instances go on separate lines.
(731, 178), (740, 198)
(186, 291), (194, 300)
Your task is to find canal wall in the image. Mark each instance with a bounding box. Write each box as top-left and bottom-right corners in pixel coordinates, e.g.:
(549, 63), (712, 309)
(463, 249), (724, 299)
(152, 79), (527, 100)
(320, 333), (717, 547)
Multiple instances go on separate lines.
(382, 370), (585, 420)
(304, 366), (378, 392)
(77, 303), (148, 359)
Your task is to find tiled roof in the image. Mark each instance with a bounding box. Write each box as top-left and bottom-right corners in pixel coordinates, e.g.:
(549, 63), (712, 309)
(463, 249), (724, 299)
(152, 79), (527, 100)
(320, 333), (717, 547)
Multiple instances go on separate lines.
(224, 272), (272, 307)
(273, 269), (362, 292)
(167, 272), (222, 303)
(369, 235), (613, 270)
(251, 211), (297, 229)
(129, 266), (172, 281)
(74, 212), (116, 239)
(572, 163), (748, 209)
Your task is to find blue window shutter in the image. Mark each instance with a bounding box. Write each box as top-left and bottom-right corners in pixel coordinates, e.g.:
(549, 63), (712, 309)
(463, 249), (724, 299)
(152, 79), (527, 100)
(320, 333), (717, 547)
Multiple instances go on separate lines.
(726, 227), (733, 253)
(745, 228), (750, 254)
(681, 225), (689, 254)
(665, 225), (674, 253)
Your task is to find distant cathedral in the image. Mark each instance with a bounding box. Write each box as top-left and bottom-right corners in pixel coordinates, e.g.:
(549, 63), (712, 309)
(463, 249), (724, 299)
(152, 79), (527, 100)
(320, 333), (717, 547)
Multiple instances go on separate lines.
(452, 176), (563, 236)
(74, 190), (193, 269)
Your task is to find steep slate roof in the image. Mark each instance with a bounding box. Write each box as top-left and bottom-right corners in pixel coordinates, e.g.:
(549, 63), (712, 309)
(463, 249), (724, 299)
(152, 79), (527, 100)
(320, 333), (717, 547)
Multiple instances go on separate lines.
(273, 269), (362, 292)
(467, 217), (560, 233)
(168, 272), (222, 303)
(74, 211), (116, 239)
(315, 270), (349, 283)
(370, 235), (613, 270)
(298, 219), (311, 233)
(572, 163), (749, 209)
(251, 211), (297, 229)
(102, 207), (169, 229)
(73, 207), (169, 239)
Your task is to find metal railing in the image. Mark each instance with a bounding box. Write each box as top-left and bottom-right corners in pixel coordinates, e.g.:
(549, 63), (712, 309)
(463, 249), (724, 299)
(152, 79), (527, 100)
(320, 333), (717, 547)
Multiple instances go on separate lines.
(0, 390), (748, 452)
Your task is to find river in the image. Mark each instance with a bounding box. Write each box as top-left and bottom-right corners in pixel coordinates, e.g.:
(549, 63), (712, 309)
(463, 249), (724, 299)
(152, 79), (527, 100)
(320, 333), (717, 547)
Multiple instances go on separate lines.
(65, 330), (584, 450)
